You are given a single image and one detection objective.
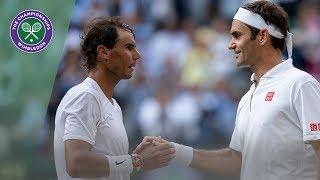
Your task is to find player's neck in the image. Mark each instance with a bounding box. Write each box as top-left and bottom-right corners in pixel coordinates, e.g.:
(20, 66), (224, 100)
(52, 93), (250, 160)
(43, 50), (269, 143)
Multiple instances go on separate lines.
(88, 70), (119, 103)
(251, 50), (282, 83)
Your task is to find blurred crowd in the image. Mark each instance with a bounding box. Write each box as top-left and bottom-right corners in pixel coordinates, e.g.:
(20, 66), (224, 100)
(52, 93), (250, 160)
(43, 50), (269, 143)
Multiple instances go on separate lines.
(44, 0), (320, 179)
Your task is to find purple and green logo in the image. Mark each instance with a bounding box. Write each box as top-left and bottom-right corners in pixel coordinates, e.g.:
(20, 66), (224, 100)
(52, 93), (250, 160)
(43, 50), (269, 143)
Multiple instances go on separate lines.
(10, 10), (53, 53)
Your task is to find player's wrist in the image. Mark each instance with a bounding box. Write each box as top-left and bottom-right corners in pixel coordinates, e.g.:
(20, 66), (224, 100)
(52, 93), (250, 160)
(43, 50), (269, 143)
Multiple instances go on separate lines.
(131, 153), (143, 172)
(170, 142), (193, 166)
(106, 155), (133, 176)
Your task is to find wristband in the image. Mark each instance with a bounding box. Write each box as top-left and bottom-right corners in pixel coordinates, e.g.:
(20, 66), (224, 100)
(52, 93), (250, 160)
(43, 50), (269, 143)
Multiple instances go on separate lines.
(106, 155), (133, 176)
(170, 142), (193, 166)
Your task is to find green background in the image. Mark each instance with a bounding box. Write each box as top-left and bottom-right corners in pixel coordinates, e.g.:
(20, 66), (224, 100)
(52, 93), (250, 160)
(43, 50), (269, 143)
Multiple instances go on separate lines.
(0, 0), (74, 179)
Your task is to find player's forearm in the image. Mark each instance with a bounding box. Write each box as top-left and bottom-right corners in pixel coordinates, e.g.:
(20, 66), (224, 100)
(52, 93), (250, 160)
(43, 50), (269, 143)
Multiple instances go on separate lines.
(190, 148), (242, 176)
(311, 141), (320, 180)
(314, 147), (320, 160)
(66, 150), (110, 178)
(317, 160), (320, 180)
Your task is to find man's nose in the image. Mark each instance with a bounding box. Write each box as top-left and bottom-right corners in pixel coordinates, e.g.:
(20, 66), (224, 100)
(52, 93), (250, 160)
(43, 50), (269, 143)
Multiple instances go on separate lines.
(228, 40), (236, 50)
(134, 48), (141, 60)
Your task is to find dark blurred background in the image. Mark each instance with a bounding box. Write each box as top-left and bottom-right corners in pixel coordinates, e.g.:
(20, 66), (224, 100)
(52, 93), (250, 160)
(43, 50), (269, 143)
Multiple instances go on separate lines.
(1, 0), (319, 179)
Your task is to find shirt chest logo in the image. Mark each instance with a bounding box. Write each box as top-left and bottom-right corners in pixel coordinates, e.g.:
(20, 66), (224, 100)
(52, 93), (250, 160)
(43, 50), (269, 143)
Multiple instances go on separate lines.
(265, 92), (275, 101)
(97, 113), (114, 128)
(104, 113), (114, 121)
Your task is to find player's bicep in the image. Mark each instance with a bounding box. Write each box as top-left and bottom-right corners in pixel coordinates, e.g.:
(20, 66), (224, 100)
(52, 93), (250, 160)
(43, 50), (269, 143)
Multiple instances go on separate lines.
(310, 141), (320, 180)
(65, 139), (92, 161)
(310, 141), (320, 159)
(230, 148), (242, 158)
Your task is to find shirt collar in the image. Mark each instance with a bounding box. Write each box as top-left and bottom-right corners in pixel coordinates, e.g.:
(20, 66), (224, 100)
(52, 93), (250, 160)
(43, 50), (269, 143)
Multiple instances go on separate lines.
(85, 77), (102, 92)
(85, 77), (116, 106)
(250, 58), (293, 82)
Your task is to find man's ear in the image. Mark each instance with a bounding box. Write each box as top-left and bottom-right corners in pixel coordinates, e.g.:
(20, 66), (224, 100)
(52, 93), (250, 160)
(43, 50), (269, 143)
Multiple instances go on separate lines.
(97, 45), (110, 62)
(258, 29), (269, 46)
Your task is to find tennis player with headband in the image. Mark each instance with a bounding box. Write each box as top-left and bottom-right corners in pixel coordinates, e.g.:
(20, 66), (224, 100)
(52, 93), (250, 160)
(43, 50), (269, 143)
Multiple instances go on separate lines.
(135, 1), (320, 179)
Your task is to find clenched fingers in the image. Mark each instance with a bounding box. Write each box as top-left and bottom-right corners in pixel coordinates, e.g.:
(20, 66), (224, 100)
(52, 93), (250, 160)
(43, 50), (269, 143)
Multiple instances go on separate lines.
(134, 136), (160, 153)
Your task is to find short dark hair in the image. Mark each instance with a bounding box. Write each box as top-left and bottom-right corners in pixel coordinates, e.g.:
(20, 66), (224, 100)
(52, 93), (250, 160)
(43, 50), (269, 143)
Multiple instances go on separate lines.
(80, 17), (134, 71)
(242, 1), (289, 51)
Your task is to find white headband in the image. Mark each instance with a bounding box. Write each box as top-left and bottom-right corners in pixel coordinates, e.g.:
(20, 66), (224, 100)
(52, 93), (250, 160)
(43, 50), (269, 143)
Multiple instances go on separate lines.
(233, 7), (293, 58)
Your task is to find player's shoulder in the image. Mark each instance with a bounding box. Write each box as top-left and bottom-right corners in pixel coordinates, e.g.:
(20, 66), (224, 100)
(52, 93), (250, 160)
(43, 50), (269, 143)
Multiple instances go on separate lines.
(61, 79), (102, 105)
(287, 67), (313, 80)
(285, 67), (318, 87)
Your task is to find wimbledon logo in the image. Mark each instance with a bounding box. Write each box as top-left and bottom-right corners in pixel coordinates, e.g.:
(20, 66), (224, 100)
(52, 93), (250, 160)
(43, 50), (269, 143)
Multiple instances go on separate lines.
(10, 9), (53, 53)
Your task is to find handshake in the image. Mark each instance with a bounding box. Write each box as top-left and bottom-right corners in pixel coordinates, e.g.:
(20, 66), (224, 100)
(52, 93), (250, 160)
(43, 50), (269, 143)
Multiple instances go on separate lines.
(130, 136), (193, 171)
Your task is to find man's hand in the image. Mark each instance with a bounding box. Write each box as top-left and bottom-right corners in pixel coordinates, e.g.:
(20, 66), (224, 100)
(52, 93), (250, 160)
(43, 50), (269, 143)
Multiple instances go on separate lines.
(310, 141), (320, 180)
(133, 136), (166, 154)
(133, 136), (175, 170)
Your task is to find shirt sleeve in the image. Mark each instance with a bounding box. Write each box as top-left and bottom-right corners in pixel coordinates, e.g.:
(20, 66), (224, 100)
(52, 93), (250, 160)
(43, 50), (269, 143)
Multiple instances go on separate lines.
(229, 121), (242, 152)
(62, 92), (101, 145)
(294, 80), (320, 143)
(229, 107), (243, 152)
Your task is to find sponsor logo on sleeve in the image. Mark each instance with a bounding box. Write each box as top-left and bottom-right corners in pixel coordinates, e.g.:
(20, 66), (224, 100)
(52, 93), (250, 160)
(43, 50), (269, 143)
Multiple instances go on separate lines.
(309, 122), (320, 131)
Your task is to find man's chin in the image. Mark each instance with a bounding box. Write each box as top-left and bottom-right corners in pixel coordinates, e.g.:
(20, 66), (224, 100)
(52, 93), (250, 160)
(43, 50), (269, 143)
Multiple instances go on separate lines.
(123, 74), (133, 79)
(236, 60), (249, 68)
(236, 60), (243, 67)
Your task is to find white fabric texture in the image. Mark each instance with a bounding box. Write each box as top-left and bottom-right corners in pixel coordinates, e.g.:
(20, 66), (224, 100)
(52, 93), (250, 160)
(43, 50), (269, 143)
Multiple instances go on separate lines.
(230, 59), (320, 180)
(294, 81), (320, 143)
(54, 77), (130, 180)
(106, 155), (133, 177)
(170, 142), (194, 166)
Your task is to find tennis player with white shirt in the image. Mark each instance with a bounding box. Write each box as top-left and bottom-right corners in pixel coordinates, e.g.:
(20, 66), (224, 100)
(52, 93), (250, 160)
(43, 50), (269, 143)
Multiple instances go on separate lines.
(136, 1), (320, 180)
(54, 17), (175, 180)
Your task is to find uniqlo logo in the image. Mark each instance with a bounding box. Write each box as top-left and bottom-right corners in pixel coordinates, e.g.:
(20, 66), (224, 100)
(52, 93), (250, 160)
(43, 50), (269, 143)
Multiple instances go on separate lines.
(310, 123), (320, 131)
(265, 92), (275, 101)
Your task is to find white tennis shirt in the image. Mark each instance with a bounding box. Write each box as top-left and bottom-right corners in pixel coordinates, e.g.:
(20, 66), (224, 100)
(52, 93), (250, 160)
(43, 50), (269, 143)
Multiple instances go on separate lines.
(230, 59), (320, 180)
(54, 77), (130, 180)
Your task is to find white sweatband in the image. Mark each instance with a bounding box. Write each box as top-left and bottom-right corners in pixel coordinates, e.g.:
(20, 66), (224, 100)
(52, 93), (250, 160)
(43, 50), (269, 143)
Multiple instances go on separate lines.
(106, 155), (133, 176)
(233, 7), (293, 58)
(170, 142), (193, 166)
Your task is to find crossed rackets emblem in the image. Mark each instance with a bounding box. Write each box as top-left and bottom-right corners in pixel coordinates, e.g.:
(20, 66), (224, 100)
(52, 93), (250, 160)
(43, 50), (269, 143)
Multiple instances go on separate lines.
(21, 22), (42, 40)
(11, 10), (53, 52)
